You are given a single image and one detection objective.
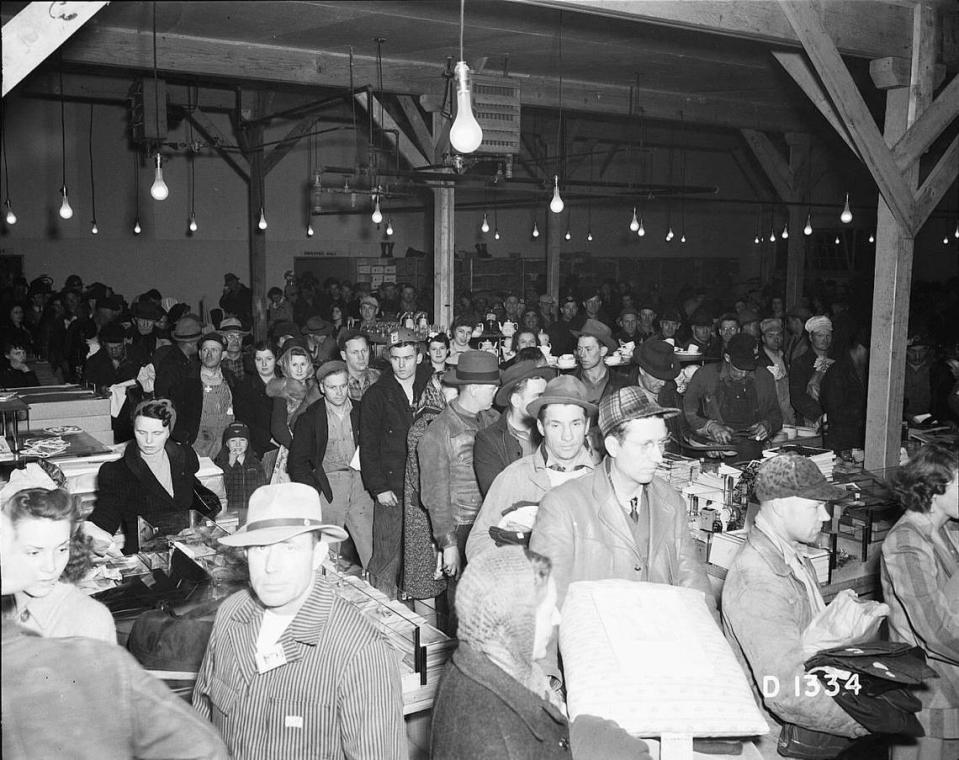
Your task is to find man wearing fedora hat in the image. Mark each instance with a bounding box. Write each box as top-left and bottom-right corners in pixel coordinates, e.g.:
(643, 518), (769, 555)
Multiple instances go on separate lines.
(473, 360), (556, 495)
(467, 375), (600, 561)
(418, 351), (500, 607)
(683, 333), (782, 461)
(153, 313), (203, 399)
(572, 319), (627, 403)
(359, 327), (429, 596)
(302, 315), (338, 369)
(219, 316), (252, 380)
(629, 339), (684, 453)
(531, 388), (716, 610)
(128, 298), (164, 366)
(194, 483), (406, 759)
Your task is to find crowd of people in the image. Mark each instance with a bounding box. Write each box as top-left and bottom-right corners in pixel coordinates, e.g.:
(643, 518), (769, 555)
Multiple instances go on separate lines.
(0, 267), (957, 760)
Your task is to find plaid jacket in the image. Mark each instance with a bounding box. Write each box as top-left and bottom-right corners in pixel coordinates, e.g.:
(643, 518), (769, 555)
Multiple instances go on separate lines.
(881, 512), (959, 738)
(213, 449), (266, 512)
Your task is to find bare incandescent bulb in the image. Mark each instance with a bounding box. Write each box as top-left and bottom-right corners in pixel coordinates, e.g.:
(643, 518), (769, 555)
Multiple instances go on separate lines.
(754, 234), (760, 244)
(189, 213), (198, 233)
(943, 235), (951, 245)
(371, 196), (383, 225)
(769, 228), (777, 243)
(564, 228), (571, 241)
(306, 223), (314, 238)
(835, 235), (841, 244)
(386, 218), (394, 236)
(665, 227), (675, 242)
(449, 61), (483, 154)
(629, 207), (640, 232)
(3, 200), (16, 225)
(258, 207), (268, 230)
(840, 193), (853, 224)
(868, 233), (875, 243)
(803, 214), (813, 236)
(586, 230), (593, 242)
(59, 186), (74, 219)
(781, 224), (789, 239)
(637, 216), (646, 237)
(91, 220), (99, 235)
(150, 154), (169, 201)
(531, 222), (540, 239)
(954, 221), (958, 239)
(481, 213), (490, 233)
(494, 228), (500, 240)
(680, 233), (687, 243)
(549, 176), (564, 214)
(133, 219), (142, 235)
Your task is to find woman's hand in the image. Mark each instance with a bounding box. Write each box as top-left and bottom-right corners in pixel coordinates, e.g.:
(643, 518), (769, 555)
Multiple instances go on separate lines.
(82, 520), (124, 558)
(442, 545), (462, 579)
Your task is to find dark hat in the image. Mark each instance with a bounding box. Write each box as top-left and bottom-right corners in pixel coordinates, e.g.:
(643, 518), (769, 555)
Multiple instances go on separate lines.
(65, 274), (83, 290)
(222, 421), (251, 445)
(316, 360), (348, 383)
(659, 308), (684, 324)
(452, 314), (476, 330)
(633, 339), (681, 381)
(167, 303), (191, 326)
(28, 276), (53, 296)
(690, 308), (713, 327)
(220, 316), (250, 334)
(443, 350), (501, 386)
(494, 360), (557, 408)
(271, 320), (301, 340)
(132, 300), (164, 321)
(598, 386), (680, 437)
(224, 273), (239, 283)
(526, 375), (598, 419)
(386, 326), (422, 348)
(573, 318), (617, 351)
(99, 322), (127, 344)
(738, 309), (760, 325)
(336, 328), (368, 351)
(99, 295), (124, 312)
(302, 316), (333, 337)
(754, 453), (846, 502)
(618, 306), (639, 319)
(199, 331), (226, 349)
(560, 294), (577, 305)
(172, 314), (204, 342)
(726, 333), (758, 370)
(278, 338), (310, 361)
(637, 305), (658, 316)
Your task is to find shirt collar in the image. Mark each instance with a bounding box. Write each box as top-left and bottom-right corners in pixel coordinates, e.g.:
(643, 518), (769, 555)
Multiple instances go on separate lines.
(541, 444), (594, 473)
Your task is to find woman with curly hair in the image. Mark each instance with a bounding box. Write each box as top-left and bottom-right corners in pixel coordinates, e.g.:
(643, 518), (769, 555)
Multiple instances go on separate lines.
(882, 443), (959, 760)
(265, 340), (321, 483)
(4, 486), (115, 643)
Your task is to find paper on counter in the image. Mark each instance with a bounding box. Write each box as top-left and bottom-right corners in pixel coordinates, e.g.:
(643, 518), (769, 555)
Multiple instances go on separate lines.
(109, 379), (137, 417)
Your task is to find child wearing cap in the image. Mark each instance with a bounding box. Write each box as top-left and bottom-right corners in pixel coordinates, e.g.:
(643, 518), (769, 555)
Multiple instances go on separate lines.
(214, 422), (266, 514)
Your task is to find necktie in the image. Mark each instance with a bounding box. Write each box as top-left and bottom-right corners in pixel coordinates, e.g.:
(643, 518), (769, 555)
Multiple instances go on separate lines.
(548, 463), (589, 473)
(629, 496), (639, 523)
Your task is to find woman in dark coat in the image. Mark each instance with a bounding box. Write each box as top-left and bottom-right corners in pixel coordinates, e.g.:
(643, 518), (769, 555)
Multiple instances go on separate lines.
(231, 340), (278, 459)
(431, 546), (652, 760)
(85, 399), (197, 554)
(820, 330), (868, 453)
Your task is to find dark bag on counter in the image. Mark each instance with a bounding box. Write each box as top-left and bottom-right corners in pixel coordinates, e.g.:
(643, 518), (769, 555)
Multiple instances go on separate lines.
(777, 724), (853, 759)
(126, 599), (222, 672)
(191, 479), (222, 520)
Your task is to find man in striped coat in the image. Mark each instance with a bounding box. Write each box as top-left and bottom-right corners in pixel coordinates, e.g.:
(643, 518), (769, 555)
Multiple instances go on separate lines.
(193, 483), (406, 760)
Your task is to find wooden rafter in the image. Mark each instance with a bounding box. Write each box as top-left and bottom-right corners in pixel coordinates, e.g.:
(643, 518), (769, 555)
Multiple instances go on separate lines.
(779, 0), (918, 235)
(892, 74), (959, 169)
(262, 117), (315, 176)
(354, 91), (429, 169)
(741, 130), (795, 201)
(914, 133), (959, 229)
(183, 108), (249, 182)
(395, 95), (434, 162)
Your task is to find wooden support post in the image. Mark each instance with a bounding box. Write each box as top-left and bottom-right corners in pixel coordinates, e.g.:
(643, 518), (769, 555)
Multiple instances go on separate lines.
(247, 127), (267, 342)
(785, 133), (810, 308)
(432, 184), (455, 328)
(864, 4), (936, 471)
(546, 210), (561, 305)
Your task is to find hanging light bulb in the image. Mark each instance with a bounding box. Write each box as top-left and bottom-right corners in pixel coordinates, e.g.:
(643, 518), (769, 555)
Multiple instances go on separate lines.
(494, 228), (501, 240)
(665, 227), (674, 242)
(868, 232), (875, 243)
(58, 186), (73, 219)
(449, 61), (483, 153)
(943, 234), (950, 245)
(834, 234), (841, 244)
(150, 153), (169, 201)
(91, 219), (99, 235)
(549, 176), (564, 214)
(371, 195), (383, 225)
(769, 228), (777, 243)
(781, 223), (789, 239)
(840, 193), (853, 224)
(953, 221), (958, 239)
(803, 214), (813, 236)
(258, 207), (268, 230)
(480, 213), (490, 233)
(531, 221), (540, 239)
(680, 233), (687, 244)
(637, 216), (646, 237)
(133, 218), (142, 235)
(629, 207), (640, 232)
(189, 213), (198, 233)
(586, 229), (593, 242)
(386, 217), (394, 236)
(306, 223), (314, 238)
(564, 228), (571, 241)
(754, 234), (760, 245)
(3, 199), (16, 225)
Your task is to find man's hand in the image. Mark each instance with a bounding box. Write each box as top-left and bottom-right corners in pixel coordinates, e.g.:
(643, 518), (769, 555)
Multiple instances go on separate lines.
(705, 421), (734, 443)
(83, 521), (124, 558)
(376, 490), (399, 507)
(442, 545), (462, 579)
(748, 422), (769, 441)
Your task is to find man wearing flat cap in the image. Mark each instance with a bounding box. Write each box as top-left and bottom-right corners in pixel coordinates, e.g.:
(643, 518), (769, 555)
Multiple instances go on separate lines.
(467, 374), (600, 561)
(360, 327), (428, 596)
(473, 360), (556, 495)
(723, 454), (867, 759)
(789, 315), (835, 426)
(194, 483), (406, 760)
(289, 360), (373, 570)
(302, 315), (338, 368)
(531, 385), (716, 614)
(418, 351), (500, 610)
(683, 332), (782, 461)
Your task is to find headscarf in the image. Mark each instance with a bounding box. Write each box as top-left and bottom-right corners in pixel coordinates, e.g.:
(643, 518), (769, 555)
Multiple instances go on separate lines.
(455, 546), (556, 704)
(804, 315), (833, 335)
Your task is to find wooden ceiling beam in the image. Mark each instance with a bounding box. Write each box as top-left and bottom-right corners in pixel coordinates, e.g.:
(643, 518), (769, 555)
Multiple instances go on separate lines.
(262, 117), (316, 176)
(354, 91), (429, 170)
(891, 73), (959, 168)
(48, 24), (804, 133)
(395, 95), (435, 164)
(741, 130), (795, 201)
(2, 1), (108, 96)
(183, 108), (249, 182)
(779, 0), (917, 235)
(509, 0), (914, 61)
(913, 133), (959, 229)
